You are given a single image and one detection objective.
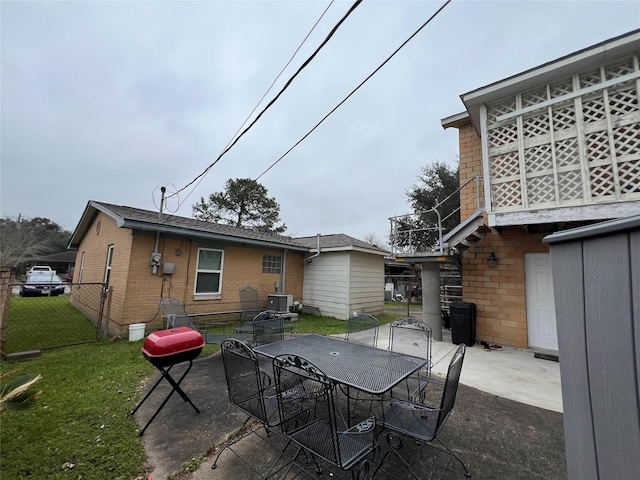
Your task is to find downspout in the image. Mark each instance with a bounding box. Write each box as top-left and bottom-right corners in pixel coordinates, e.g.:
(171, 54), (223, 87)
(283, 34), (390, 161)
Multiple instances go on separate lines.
(280, 249), (287, 292)
(304, 233), (322, 263)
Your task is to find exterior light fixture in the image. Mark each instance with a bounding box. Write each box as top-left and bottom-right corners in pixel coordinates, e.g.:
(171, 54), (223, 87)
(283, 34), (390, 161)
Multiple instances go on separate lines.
(486, 252), (498, 267)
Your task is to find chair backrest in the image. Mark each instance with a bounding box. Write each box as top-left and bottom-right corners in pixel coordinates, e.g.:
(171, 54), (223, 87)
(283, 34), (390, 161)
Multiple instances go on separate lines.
(239, 286), (261, 324)
(388, 317), (432, 371)
(253, 311), (284, 346)
(158, 297), (197, 329)
(221, 339), (279, 427)
(435, 343), (466, 434)
(345, 313), (380, 348)
(273, 354), (341, 466)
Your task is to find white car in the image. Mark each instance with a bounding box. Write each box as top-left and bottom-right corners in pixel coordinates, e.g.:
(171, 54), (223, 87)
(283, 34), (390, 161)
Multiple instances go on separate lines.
(28, 265), (52, 275)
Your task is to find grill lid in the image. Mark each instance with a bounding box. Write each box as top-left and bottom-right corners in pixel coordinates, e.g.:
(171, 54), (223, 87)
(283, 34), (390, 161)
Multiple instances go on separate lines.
(142, 327), (205, 358)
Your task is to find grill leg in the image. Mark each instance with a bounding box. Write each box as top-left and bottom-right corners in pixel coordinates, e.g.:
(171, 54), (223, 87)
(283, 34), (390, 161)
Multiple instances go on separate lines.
(133, 360), (199, 436)
(160, 361), (200, 412)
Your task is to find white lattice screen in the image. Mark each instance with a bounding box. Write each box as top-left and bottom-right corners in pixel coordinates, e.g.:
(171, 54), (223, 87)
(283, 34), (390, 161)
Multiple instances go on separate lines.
(486, 53), (640, 212)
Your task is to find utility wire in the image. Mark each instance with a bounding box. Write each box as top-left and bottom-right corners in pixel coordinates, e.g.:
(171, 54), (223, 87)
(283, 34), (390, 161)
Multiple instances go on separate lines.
(167, 0), (336, 214)
(168, 0), (362, 202)
(222, 0), (336, 155)
(256, 0), (453, 180)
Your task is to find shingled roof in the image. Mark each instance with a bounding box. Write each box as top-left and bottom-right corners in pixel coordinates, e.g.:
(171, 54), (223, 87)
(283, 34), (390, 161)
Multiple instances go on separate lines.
(295, 233), (389, 256)
(68, 201), (309, 251)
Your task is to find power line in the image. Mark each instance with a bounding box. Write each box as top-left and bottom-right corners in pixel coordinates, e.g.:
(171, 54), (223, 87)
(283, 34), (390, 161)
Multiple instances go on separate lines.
(223, 0), (336, 154)
(168, 0), (362, 203)
(255, 0), (453, 180)
(166, 0), (337, 214)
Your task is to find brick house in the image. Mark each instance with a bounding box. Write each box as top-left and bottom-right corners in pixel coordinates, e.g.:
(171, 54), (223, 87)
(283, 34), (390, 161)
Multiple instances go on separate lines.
(68, 201), (387, 336)
(441, 30), (640, 351)
(68, 201), (309, 336)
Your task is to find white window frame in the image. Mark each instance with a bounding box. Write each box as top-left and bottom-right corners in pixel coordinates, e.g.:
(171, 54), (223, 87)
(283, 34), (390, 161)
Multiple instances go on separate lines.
(78, 252), (86, 283)
(194, 247), (224, 300)
(104, 245), (114, 288)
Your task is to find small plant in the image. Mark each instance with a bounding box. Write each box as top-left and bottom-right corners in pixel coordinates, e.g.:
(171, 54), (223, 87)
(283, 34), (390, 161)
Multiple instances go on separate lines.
(0, 369), (42, 413)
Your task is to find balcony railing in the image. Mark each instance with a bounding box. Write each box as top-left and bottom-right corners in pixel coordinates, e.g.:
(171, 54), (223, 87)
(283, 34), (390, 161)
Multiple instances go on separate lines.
(388, 176), (482, 256)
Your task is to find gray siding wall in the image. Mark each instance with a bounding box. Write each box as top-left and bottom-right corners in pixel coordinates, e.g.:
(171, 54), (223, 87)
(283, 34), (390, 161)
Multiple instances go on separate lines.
(549, 227), (640, 480)
(348, 251), (384, 316)
(303, 252), (349, 319)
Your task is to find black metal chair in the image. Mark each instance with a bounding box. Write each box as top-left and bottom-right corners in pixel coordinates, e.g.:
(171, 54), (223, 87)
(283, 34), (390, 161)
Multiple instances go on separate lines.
(273, 353), (377, 480)
(211, 339), (292, 477)
(252, 313), (287, 383)
(343, 313), (382, 421)
(388, 317), (436, 401)
(158, 297), (201, 330)
(373, 344), (470, 480)
(157, 297), (254, 345)
(239, 286), (262, 325)
(235, 309), (293, 337)
(253, 313), (285, 347)
(345, 313), (380, 347)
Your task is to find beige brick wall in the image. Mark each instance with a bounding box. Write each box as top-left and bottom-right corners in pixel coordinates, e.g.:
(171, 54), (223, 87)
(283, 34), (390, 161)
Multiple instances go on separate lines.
(75, 214), (305, 335)
(461, 228), (549, 348)
(452, 120), (552, 349)
(458, 122), (485, 221)
(72, 212), (134, 332)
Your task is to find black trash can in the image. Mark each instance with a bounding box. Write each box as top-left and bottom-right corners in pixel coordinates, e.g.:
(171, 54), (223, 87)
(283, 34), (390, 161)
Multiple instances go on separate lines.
(450, 302), (476, 347)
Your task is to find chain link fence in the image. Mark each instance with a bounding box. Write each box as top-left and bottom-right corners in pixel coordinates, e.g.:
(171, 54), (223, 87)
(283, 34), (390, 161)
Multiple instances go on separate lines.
(3, 282), (107, 354)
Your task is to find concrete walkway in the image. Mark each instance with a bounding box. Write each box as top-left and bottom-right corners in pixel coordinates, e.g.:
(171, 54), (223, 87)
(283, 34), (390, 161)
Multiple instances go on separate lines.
(380, 325), (562, 413)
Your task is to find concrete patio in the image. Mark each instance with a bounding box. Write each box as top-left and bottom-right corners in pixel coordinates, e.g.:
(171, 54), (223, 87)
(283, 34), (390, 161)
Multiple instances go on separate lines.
(134, 325), (566, 480)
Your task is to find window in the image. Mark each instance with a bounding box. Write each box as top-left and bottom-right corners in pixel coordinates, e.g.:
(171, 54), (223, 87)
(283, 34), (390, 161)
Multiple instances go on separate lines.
(195, 248), (224, 298)
(78, 252), (86, 283)
(104, 245), (114, 288)
(262, 255), (281, 274)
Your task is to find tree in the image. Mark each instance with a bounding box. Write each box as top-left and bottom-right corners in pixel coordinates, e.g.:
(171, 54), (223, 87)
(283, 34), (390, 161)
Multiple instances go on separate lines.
(192, 178), (287, 234)
(361, 233), (386, 249)
(0, 216), (71, 268)
(394, 160), (460, 251)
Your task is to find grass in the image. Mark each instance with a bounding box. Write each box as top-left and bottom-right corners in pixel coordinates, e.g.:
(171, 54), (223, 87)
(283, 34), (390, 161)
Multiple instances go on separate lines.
(0, 311), (404, 479)
(384, 300), (423, 311)
(0, 341), (154, 479)
(4, 296), (98, 352)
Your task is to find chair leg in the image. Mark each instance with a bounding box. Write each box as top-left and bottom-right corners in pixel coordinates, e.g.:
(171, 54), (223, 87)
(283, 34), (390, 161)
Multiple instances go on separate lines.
(372, 432), (470, 480)
(211, 416), (254, 470)
(211, 417), (285, 476)
(277, 447), (323, 480)
(372, 433), (420, 480)
(433, 437), (471, 479)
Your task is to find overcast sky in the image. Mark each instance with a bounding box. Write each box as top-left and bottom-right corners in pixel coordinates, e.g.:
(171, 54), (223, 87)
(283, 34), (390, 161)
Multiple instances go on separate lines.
(2, 0), (639, 245)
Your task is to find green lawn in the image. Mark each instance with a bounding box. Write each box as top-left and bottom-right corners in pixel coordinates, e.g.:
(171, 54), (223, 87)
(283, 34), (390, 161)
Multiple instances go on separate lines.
(0, 311), (403, 479)
(1, 341), (154, 479)
(4, 296), (98, 352)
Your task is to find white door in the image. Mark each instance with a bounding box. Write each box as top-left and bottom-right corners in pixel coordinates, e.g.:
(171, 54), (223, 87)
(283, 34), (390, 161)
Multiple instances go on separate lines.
(525, 253), (558, 350)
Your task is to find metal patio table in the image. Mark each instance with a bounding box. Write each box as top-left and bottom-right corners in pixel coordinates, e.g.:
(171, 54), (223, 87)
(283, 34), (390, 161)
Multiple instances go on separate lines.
(253, 334), (427, 395)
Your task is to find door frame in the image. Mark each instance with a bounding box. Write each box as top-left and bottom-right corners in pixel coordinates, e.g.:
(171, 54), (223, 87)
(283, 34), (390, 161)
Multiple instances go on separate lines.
(525, 252), (558, 351)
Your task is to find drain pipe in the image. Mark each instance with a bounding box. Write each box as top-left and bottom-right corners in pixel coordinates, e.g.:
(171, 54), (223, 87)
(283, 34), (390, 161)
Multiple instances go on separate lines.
(280, 249), (287, 292)
(305, 233), (321, 263)
(150, 187), (166, 274)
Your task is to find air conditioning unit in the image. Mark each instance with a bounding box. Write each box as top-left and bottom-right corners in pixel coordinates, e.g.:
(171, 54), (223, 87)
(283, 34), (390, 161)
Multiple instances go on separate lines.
(267, 294), (293, 312)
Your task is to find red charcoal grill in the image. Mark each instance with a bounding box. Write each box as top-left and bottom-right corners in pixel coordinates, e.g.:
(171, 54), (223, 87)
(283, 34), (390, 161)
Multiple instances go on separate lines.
(131, 327), (205, 436)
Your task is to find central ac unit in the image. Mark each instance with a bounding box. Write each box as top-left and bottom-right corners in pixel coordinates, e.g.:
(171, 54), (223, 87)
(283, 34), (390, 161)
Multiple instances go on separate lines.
(267, 294), (293, 312)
